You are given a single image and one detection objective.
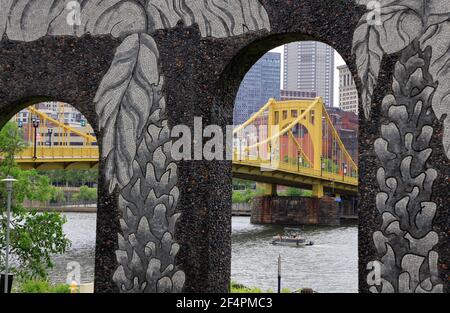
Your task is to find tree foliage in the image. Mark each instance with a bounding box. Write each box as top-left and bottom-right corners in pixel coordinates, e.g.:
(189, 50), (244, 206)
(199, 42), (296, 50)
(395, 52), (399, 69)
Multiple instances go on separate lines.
(71, 185), (97, 203)
(280, 187), (312, 197)
(232, 178), (256, 190)
(232, 188), (264, 204)
(0, 122), (70, 279)
(0, 122), (27, 175)
(41, 169), (98, 187)
(19, 279), (70, 293)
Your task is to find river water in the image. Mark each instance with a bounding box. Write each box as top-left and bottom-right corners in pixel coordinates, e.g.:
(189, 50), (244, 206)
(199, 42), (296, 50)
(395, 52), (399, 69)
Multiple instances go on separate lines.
(49, 213), (358, 293)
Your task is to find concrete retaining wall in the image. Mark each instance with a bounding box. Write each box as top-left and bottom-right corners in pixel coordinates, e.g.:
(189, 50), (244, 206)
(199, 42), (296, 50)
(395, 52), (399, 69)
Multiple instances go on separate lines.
(232, 203), (251, 216)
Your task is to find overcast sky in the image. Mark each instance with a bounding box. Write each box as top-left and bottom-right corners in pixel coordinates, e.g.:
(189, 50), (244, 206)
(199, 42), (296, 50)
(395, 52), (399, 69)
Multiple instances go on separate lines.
(270, 45), (346, 107)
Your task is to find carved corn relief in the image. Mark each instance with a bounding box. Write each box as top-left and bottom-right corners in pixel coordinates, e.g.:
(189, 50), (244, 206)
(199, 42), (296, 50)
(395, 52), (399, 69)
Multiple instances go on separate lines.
(0, 0), (271, 292)
(353, 0), (448, 293)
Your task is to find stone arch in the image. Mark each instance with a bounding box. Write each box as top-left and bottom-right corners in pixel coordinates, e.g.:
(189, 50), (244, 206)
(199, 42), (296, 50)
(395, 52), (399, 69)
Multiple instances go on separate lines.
(216, 33), (360, 289)
(0, 34), (122, 292)
(0, 0), (446, 293)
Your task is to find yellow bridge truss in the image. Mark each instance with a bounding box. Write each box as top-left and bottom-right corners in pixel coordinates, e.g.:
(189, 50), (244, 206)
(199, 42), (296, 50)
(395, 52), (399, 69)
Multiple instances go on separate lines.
(8, 106), (99, 170)
(4, 98), (357, 196)
(232, 98), (358, 197)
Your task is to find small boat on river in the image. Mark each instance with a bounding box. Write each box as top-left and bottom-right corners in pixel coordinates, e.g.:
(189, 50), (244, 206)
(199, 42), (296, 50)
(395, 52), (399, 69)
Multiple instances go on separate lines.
(271, 234), (314, 247)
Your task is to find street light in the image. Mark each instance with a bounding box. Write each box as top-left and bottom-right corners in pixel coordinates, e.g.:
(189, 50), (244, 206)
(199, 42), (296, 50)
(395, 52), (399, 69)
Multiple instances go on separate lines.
(2, 176), (17, 294)
(32, 117), (40, 160)
(47, 128), (53, 147)
(277, 254), (282, 294)
(244, 134), (250, 159)
(321, 156), (325, 176)
(268, 142), (272, 164)
(343, 163), (348, 180)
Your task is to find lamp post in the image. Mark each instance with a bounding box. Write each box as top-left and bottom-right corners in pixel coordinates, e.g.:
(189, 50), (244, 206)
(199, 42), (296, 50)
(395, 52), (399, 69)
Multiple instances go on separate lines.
(277, 254), (281, 293)
(244, 134), (249, 160)
(47, 128), (53, 147)
(239, 137), (244, 161)
(31, 117), (40, 160)
(321, 156), (325, 176)
(343, 163), (347, 181)
(268, 142), (272, 164)
(2, 176), (17, 294)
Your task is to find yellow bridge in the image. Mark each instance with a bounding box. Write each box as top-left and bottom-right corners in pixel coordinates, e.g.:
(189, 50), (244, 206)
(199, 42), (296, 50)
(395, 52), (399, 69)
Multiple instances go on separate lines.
(6, 98), (357, 197)
(232, 98), (358, 197)
(10, 106), (99, 170)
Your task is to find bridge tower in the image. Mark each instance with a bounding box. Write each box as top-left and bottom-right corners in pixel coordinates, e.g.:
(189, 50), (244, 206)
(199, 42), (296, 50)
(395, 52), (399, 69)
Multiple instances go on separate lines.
(312, 100), (324, 198)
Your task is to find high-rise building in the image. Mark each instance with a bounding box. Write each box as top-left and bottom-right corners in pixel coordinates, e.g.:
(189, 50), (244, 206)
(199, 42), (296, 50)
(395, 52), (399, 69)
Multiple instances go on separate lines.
(234, 52), (281, 125)
(338, 65), (359, 114)
(283, 41), (334, 107)
(326, 107), (359, 163)
(280, 89), (316, 101)
(35, 102), (85, 125)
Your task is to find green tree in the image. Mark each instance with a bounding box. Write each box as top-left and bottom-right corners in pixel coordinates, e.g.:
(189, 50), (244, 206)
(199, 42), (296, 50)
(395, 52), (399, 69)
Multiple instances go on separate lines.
(280, 187), (312, 197)
(50, 188), (66, 203)
(72, 185), (97, 204)
(42, 169), (98, 187)
(20, 279), (70, 293)
(0, 122), (27, 175)
(0, 122), (70, 280)
(232, 178), (256, 191)
(322, 158), (339, 173)
(232, 188), (265, 204)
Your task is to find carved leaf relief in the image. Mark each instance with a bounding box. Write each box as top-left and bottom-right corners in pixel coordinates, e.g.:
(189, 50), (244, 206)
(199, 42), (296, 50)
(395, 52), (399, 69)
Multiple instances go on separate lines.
(146, 0), (270, 37)
(95, 33), (162, 192)
(352, 0), (423, 118)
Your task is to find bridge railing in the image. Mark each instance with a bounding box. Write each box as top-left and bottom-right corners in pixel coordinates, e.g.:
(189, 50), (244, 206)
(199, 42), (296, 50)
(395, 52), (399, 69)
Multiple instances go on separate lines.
(232, 98), (358, 187)
(15, 146), (99, 161)
(232, 149), (358, 186)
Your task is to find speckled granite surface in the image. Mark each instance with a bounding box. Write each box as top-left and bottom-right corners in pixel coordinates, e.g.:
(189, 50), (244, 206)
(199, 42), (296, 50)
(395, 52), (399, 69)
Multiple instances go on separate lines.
(0, 0), (447, 293)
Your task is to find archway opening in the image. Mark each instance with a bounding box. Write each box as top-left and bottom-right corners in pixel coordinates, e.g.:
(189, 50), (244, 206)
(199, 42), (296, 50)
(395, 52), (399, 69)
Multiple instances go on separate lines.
(0, 101), (98, 293)
(229, 40), (359, 293)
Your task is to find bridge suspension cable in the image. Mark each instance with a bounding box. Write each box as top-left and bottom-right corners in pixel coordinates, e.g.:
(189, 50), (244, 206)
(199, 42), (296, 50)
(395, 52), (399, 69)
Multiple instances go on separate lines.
(27, 106), (96, 143)
(232, 97), (358, 188)
(5, 105), (99, 170)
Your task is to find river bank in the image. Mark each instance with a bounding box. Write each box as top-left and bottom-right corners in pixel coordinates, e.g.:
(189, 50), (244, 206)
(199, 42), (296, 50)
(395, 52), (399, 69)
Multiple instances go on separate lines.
(28, 203), (252, 216)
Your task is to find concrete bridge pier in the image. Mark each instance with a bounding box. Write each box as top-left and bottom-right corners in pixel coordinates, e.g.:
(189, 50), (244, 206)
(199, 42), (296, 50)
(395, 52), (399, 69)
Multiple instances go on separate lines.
(337, 195), (358, 219)
(250, 191), (358, 226)
(250, 195), (341, 226)
(257, 182), (277, 196)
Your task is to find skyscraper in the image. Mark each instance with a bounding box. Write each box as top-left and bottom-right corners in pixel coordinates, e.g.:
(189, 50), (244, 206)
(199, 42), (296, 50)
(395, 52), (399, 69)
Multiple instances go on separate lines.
(233, 52), (281, 125)
(283, 41), (334, 107)
(338, 65), (359, 114)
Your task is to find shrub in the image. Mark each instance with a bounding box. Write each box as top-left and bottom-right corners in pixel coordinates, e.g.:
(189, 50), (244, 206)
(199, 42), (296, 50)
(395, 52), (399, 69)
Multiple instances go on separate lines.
(280, 187), (312, 197)
(230, 281), (263, 293)
(71, 186), (97, 203)
(232, 188), (265, 204)
(230, 281), (292, 293)
(20, 279), (70, 293)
